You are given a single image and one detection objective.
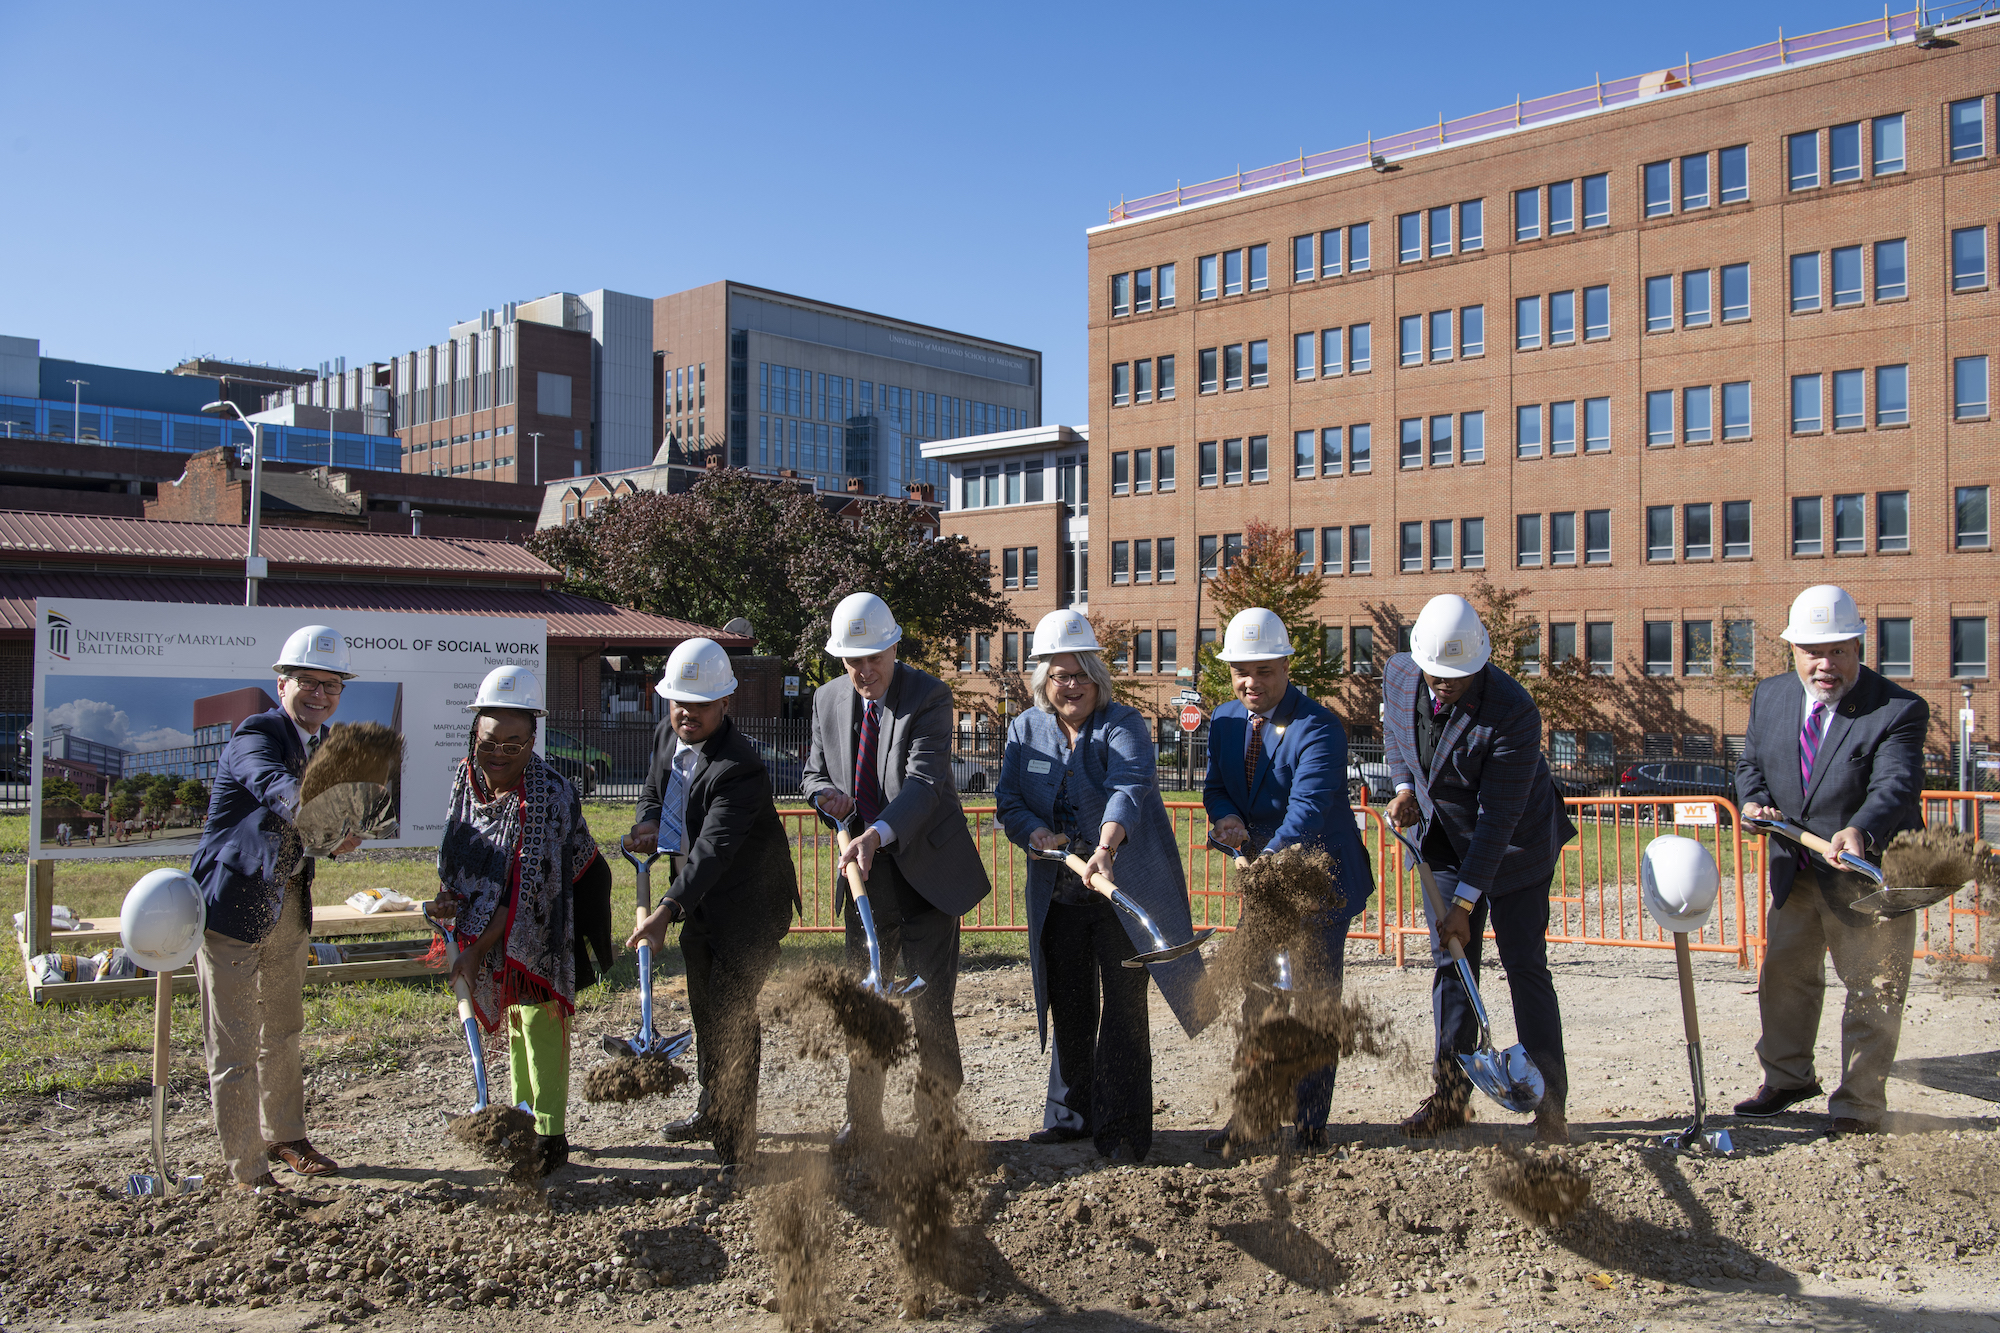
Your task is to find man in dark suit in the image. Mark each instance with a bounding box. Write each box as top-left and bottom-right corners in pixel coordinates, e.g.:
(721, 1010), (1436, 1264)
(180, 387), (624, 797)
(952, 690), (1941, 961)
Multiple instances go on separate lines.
(1732, 584), (1927, 1137)
(1383, 594), (1578, 1142)
(801, 591), (992, 1145)
(190, 624), (362, 1190)
(628, 637), (801, 1170)
(1202, 607), (1375, 1153)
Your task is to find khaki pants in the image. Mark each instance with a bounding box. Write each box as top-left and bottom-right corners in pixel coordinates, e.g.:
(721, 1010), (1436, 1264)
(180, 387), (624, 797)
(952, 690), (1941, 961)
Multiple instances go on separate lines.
(196, 896), (310, 1184)
(1756, 867), (1916, 1124)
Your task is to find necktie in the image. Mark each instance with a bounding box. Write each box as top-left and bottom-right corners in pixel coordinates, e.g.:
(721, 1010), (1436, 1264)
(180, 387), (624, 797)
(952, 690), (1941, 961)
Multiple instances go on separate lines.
(659, 750), (693, 852)
(1800, 700), (1828, 789)
(854, 701), (882, 826)
(1244, 714), (1266, 791)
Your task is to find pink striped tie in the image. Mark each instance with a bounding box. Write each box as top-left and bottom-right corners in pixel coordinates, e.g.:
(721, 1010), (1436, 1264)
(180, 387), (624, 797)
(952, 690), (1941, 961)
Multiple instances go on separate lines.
(1799, 701), (1828, 789)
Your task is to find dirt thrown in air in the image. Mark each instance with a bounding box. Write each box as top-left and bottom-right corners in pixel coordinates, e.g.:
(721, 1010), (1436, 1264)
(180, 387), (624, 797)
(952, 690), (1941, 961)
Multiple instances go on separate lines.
(1881, 826), (1994, 890)
(1213, 846), (1344, 995)
(584, 1051), (691, 1103)
(1483, 1141), (1593, 1228)
(767, 962), (914, 1067)
(1230, 992), (1399, 1143)
(752, 1151), (835, 1331)
(448, 1104), (540, 1184)
(875, 1071), (983, 1315)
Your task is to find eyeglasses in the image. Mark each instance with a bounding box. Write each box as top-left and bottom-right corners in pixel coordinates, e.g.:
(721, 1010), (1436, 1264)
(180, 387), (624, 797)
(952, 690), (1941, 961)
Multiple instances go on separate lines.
(1048, 672), (1092, 687)
(474, 741), (530, 758)
(286, 676), (345, 696)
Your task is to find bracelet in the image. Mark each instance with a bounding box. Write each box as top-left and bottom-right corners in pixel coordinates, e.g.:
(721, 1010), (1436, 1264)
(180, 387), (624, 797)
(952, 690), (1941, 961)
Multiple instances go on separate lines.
(1096, 844), (1118, 856)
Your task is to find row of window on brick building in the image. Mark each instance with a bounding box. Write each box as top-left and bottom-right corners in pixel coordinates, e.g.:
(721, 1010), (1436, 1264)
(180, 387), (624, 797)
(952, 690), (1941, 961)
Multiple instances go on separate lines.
(1107, 99), (1998, 320)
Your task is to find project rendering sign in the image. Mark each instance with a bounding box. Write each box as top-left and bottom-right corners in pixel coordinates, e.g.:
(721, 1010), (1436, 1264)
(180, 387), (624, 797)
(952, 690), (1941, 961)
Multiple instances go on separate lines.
(30, 599), (547, 860)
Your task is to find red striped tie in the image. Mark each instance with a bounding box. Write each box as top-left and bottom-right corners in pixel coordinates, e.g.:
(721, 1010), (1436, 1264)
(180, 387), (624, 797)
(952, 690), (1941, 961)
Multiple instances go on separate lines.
(1799, 700), (1827, 789)
(854, 700), (882, 826)
(1244, 714), (1266, 791)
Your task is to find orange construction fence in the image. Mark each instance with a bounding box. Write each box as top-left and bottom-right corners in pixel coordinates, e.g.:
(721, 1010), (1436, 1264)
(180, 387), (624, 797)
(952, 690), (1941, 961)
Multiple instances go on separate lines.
(775, 793), (1993, 969)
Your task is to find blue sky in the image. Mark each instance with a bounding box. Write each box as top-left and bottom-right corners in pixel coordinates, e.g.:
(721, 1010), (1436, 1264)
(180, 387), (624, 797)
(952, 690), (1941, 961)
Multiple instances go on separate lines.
(0, 1), (1889, 426)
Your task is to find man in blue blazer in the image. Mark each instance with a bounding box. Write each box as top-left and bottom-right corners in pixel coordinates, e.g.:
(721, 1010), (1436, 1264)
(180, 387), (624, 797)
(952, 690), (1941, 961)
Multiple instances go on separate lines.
(1732, 585), (1927, 1137)
(1203, 607), (1374, 1152)
(1383, 594), (1578, 1142)
(190, 625), (363, 1189)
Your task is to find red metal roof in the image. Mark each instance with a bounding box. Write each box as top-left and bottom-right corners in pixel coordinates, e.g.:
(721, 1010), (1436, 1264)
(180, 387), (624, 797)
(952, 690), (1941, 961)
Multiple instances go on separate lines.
(0, 510), (552, 580)
(0, 572), (748, 650)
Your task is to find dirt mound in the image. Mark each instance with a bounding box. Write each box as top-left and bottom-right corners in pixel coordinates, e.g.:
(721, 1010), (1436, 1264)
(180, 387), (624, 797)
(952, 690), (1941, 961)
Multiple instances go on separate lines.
(1484, 1142), (1593, 1228)
(583, 1052), (689, 1104)
(1230, 994), (1398, 1143)
(752, 1153), (834, 1331)
(766, 962), (914, 1067)
(448, 1105), (539, 1183)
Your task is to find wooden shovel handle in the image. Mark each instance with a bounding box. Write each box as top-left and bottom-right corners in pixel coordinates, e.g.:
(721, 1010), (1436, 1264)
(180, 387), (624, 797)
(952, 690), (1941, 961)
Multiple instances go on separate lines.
(1064, 851), (1122, 902)
(832, 825), (871, 905)
(1673, 932), (1702, 1047)
(1410, 853), (1472, 965)
(153, 966), (173, 1087)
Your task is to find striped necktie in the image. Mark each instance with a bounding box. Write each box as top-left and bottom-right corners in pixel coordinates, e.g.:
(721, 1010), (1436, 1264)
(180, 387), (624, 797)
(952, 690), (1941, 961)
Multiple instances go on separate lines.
(1799, 700), (1828, 789)
(659, 749), (693, 852)
(854, 701), (882, 826)
(1244, 714), (1266, 791)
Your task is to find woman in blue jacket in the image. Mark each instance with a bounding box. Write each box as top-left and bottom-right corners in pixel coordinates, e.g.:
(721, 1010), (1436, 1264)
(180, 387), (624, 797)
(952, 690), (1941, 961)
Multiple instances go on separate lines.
(996, 611), (1214, 1161)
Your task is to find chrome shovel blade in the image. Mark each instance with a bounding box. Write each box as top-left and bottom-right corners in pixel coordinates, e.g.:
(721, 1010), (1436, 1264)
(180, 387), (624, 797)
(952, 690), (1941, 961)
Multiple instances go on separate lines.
(656, 1029), (696, 1059)
(1461, 1043), (1545, 1115)
(126, 1173), (163, 1196)
(1125, 927), (1217, 968)
(599, 1034), (636, 1057)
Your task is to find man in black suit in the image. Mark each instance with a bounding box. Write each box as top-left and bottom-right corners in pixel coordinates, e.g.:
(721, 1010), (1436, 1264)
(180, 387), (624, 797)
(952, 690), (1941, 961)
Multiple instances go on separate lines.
(1733, 585), (1927, 1137)
(801, 591), (992, 1145)
(627, 637), (800, 1169)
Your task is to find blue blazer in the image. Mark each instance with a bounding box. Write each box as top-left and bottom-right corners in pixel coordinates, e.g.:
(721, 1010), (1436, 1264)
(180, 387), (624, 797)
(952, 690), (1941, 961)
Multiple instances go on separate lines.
(1381, 654), (1577, 897)
(1202, 684), (1374, 919)
(190, 706), (323, 944)
(996, 702), (1214, 1044)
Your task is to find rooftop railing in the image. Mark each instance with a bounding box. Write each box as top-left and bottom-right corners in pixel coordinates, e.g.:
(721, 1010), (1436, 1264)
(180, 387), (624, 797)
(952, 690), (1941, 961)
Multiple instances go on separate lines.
(1106, 8), (1933, 225)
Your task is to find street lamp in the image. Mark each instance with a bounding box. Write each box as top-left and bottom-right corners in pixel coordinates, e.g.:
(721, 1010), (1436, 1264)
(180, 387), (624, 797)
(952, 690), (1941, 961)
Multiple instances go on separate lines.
(66, 379), (88, 442)
(528, 431), (543, 486)
(200, 385), (280, 607)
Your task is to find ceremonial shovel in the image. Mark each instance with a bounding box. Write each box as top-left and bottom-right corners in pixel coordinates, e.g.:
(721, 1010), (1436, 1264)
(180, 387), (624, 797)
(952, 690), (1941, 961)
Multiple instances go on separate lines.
(601, 847), (695, 1060)
(809, 790), (926, 998)
(127, 964), (202, 1196)
(1392, 826), (1546, 1114)
(425, 903), (491, 1113)
(1203, 831), (1292, 995)
(1662, 929), (1731, 1154)
(1743, 815), (1978, 918)
(1026, 842), (1214, 966)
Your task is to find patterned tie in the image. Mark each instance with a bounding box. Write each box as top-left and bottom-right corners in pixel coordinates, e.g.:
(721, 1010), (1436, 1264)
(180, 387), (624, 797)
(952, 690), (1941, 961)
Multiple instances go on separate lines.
(658, 750), (692, 853)
(854, 700), (882, 826)
(1800, 700), (1828, 790)
(1244, 714), (1266, 791)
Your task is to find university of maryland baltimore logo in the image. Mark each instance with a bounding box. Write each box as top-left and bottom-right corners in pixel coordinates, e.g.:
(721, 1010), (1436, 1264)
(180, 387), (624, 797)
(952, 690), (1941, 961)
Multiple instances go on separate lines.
(45, 611), (70, 661)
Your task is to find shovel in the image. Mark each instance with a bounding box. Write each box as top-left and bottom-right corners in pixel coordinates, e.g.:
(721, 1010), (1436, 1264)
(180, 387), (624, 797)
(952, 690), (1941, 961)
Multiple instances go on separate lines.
(127, 965), (202, 1196)
(809, 790), (925, 999)
(1207, 829), (1254, 866)
(425, 904), (491, 1113)
(1663, 929), (1732, 1153)
(1392, 826), (1545, 1115)
(601, 846), (695, 1059)
(1744, 815), (1978, 918)
(1204, 832), (1292, 994)
(1027, 843), (1214, 967)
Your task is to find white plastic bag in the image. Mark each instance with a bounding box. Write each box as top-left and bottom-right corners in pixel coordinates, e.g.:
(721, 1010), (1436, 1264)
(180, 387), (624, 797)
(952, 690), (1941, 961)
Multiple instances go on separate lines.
(344, 888), (416, 915)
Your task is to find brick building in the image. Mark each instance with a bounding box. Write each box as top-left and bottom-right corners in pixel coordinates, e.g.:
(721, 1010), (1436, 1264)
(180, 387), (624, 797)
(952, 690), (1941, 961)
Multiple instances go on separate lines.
(1084, 11), (1998, 758)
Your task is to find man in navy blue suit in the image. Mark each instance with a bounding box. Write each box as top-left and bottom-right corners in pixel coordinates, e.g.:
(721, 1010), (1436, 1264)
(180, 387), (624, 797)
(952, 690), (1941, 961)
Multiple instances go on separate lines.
(190, 625), (363, 1190)
(1202, 607), (1374, 1153)
(1383, 594), (1577, 1143)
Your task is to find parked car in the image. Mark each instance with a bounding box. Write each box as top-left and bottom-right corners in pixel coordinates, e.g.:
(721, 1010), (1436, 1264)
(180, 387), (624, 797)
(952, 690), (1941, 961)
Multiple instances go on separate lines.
(1347, 759), (1393, 805)
(952, 755), (993, 794)
(749, 740), (805, 797)
(545, 728), (612, 784)
(1618, 760), (1736, 822)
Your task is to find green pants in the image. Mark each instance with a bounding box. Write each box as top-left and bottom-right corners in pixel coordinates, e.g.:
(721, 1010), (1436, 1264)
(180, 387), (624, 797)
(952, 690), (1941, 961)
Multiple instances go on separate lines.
(507, 1000), (570, 1135)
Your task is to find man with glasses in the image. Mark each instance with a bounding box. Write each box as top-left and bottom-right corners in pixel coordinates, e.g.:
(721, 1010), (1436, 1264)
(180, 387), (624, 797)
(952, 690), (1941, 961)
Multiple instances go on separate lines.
(190, 625), (364, 1191)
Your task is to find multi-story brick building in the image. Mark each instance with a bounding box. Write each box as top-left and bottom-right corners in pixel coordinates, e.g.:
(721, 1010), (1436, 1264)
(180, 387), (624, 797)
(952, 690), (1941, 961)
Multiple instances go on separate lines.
(1085, 10), (1999, 759)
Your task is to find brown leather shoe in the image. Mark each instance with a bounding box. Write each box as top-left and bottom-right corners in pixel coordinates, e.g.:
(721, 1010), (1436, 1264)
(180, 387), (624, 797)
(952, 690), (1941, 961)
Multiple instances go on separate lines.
(1398, 1093), (1472, 1139)
(1828, 1116), (1881, 1140)
(1732, 1081), (1823, 1118)
(266, 1139), (339, 1177)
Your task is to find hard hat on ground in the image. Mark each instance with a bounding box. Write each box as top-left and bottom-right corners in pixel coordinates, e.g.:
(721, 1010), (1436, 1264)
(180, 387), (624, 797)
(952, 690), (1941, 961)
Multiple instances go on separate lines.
(1780, 584), (1865, 645)
(825, 592), (903, 657)
(272, 625), (355, 680)
(1031, 610), (1101, 658)
(120, 868), (206, 973)
(657, 637), (738, 703)
(465, 664), (547, 716)
(1216, 608), (1293, 662)
(1641, 835), (1721, 933)
(1409, 595), (1492, 678)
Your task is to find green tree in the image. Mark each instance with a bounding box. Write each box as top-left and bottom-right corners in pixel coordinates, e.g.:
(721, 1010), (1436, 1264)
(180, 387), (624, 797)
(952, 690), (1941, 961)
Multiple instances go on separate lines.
(109, 790), (139, 823)
(41, 777), (82, 807)
(81, 792), (104, 813)
(1196, 520), (1344, 708)
(1466, 574), (1611, 739)
(175, 779), (208, 812)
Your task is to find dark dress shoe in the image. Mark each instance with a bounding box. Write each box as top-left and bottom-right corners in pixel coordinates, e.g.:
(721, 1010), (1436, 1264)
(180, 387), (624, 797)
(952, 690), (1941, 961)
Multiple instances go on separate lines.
(1398, 1093), (1471, 1139)
(1202, 1126), (1235, 1154)
(1828, 1116), (1881, 1140)
(1101, 1143), (1137, 1163)
(537, 1133), (569, 1177)
(1732, 1081), (1823, 1118)
(1028, 1126), (1089, 1146)
(1293, 1126), (1331, 1153)
(662, 1110), (717, 1142)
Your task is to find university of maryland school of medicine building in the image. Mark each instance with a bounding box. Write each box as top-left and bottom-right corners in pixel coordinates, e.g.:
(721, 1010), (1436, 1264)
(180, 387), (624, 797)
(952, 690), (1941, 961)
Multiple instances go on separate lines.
(1060, 10), (2000, 762)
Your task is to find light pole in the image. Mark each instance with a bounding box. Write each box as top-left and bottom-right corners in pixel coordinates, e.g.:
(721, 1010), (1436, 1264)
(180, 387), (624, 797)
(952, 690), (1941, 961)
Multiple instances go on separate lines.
(528, 431), (543, 485)
(201, 385), (278, 607)
(66, 379), (88, 442)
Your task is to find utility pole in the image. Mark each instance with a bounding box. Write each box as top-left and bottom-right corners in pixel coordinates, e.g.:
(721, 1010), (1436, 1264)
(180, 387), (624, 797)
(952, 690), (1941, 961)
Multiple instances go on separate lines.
(1960, 682), (1976, 833)
(66, 379), (88, 441)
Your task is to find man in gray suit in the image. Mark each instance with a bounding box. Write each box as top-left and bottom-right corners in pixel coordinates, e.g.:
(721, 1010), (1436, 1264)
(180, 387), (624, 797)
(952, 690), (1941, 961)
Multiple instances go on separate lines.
(802, 591), (992, 1145)
(1734, 584), (1927, 1138)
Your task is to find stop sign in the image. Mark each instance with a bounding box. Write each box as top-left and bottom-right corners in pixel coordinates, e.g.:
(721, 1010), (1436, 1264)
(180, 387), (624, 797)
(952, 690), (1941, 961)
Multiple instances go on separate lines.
(1180, 704), (1204, 732)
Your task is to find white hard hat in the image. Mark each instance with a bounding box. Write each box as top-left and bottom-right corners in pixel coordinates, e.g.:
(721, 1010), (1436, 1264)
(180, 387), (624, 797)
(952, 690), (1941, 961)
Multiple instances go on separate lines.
(1216, 608), (1293, 662)
(1031, 609), (1101, 658)
(656, 637), (738, 703)
(1409, 595), (1492, 678)
(272, 625), (356, 680)
(824, 591), (903, 657)
(1780, 584), (1865, 645)
(119, 868), (206, 973)
(1641, 835), (1721, 933)
(465, 664), (547, 716)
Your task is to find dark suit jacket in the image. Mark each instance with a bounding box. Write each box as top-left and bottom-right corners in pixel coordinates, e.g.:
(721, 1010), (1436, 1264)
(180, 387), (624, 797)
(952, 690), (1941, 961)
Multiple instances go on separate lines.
(638, 715), (800, 944)
(190, 706), (322, 944)
(1382, 654), (1577, 897)
(1202, 684), (1375, 918)
(801, 662), (992, 917)
(1734, 665), (1927, 910)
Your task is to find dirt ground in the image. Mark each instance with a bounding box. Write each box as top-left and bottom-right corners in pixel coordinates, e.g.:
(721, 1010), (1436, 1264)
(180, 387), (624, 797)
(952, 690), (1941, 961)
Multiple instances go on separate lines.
(1, 935), (1996, 1333)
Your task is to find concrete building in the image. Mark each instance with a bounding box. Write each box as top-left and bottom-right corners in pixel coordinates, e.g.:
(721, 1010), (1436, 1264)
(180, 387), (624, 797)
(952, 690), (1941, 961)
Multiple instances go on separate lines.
(1082, 9), (1999, 757)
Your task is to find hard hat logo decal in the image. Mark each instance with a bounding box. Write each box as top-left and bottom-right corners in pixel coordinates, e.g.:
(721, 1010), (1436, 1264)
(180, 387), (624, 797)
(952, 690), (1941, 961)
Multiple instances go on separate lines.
(314, 635), (336, 653)
(1443, 638), (1462, 658)
(848, 619), (867, 636)
(1809, 607), (1830, 624)
(1067, 618), (1083, 634)
(681, 663), (699, 680)
(1243, 625), (1259, 641)
(498, 676), (514, 692)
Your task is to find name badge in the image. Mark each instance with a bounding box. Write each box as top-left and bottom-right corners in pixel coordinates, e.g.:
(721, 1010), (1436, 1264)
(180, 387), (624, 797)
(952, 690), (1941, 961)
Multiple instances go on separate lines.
(1027, 759), (1052, 774)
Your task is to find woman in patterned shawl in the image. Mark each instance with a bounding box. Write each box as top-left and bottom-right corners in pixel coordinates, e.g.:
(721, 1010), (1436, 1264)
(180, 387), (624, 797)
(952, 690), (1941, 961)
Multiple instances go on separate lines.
(435, 665), (606, 1177)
